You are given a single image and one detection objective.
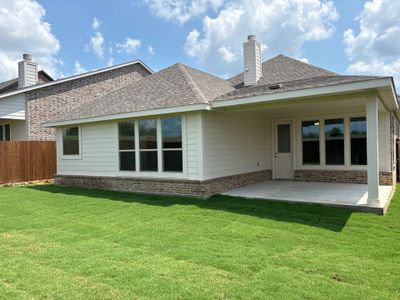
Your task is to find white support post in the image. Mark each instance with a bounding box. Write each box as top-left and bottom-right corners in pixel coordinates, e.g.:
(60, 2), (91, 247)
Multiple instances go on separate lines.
(366, 95), (380, 205)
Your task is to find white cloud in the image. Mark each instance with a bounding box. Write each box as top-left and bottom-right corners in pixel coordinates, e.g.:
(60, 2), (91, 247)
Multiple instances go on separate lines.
(107, 56), (114, 67)
(89, 32), (105, 58)
(116, 38), (141, 54)
(107, 46), (114, 66)
(143, 0), (224, 23)
(298, 57), (309, 63)
(148, 45), (155, 56)
(184, 0), (339, 76)
(74, 61), (87, 74)
(343, 0), (400, 85)
(0, 0), (61, 81)
(92, 17), (101, 30)
(218, 46), (237, 62)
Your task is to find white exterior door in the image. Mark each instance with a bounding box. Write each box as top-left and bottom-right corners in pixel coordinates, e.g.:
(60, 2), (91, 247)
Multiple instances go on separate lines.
(273, 121), (294, 179)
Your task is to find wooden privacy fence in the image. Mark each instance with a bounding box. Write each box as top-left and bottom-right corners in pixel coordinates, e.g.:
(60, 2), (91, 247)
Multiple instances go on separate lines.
(0, 141), (56, 184)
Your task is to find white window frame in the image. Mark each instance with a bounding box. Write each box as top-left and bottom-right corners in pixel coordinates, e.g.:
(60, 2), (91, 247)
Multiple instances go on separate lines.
(61, 125), (82, 160)
(297, 112), (367, 171)
(324, 118), (346, 166)
(138, 118), (159, 172)
(115, 115), (187, 178)
(349, 116), (368, 166)
(0, 123), (11, 141)
(161, 116), (184, 173)
(118, 121), (136, 172)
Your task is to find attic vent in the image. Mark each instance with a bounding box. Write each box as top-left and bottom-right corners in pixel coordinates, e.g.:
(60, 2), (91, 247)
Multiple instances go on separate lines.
(268, 84), (282, 90)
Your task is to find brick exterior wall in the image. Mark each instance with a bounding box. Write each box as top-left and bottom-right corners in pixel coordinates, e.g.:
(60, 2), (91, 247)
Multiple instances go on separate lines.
(55, 170), (272, 197)
(26, 63), (151, 140)
(294, 170), (393, 186)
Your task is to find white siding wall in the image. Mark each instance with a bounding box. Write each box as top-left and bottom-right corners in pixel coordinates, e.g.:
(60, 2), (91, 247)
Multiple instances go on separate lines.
(0, 119), (27, 140)
(202, 111), (269, 180)
(57, 113), (204, 179)
(186, 112), (203, 179)
(55, 108), (392, 180)
(0, 94), (26, 120)
(57, 121), (118, 176)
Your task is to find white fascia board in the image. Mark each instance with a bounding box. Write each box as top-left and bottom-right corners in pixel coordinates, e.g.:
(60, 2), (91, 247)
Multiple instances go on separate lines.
(0, 60), (153, 100)
(45, 104), (211, 127)
(212, 78), (395, 109)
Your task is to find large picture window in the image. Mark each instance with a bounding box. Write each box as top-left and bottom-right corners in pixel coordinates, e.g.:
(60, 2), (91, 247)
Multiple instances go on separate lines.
(162, 116), (183, 172)
(62, 127), (79, 155)
(302, 121), (320, 164)
(325, 118), (344, 165)
(0, 124), (10, 141)
(118, 121), (135, 171)
(139, 119), (158, 171)
(350, 117), (367, 165)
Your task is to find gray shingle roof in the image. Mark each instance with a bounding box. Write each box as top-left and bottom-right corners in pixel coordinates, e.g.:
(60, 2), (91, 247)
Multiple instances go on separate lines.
(51, 63), (234, 122)
(0, 78), (18, 94)
(215, 75), (384, 101)
(0, 71), (54, 95)
(50, 54), (390, 124)
(228, 54), (337, 88)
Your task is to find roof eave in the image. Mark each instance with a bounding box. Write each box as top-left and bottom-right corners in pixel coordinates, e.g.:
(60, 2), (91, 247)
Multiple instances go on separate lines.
(45, 103), (210, 127)
(212, 78), (397, 110)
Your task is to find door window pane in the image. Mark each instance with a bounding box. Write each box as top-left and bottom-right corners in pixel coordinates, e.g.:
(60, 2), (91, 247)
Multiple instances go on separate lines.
(62, 127), (79, 155)
(325, 119), (344, 165)
(119, 121), (135, 150)
(162, 117), (182, 148)
(0, 125), (3, 141)
(350, 117), (367, 165)
(277, 124), (291, 153)
(139, 119), (157, 149)
(302, 121), (320, 164)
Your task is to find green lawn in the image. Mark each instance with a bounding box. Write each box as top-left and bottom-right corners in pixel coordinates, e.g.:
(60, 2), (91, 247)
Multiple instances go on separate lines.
(0, 185), (399, 299)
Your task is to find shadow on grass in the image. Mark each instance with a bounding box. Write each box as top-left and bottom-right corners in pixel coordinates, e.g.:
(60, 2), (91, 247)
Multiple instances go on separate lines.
(27, 184), (353, 232)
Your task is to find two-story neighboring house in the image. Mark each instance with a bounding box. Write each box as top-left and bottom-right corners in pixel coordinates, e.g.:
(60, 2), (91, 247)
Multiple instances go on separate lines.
(0, 54), (152, 141)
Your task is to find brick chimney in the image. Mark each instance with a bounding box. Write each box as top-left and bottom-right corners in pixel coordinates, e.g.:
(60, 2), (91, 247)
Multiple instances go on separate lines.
(243, 35), (262, 86)
(18, 54), (38, 88)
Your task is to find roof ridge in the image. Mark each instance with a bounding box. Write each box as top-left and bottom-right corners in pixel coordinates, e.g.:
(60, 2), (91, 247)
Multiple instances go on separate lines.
(177, 64), (208, 104)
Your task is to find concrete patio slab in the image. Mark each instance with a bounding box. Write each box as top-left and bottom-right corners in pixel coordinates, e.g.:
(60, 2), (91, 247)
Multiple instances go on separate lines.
(222, 181), (394, 215)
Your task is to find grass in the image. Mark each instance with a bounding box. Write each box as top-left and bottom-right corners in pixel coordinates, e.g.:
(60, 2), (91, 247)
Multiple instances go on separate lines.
(0, 185), (399, 299)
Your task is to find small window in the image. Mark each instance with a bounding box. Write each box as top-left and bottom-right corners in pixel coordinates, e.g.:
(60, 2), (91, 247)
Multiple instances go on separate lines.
(325, 119), (344, 165)
(302, 121), (320, 165)
(162, 116), (183, 172)
(62, 127), (79, 155)
(350, 117), (367, 165)
(118, 121), (135, 171)
(0, 124), (11, 141)
(139, 119), (158, 171)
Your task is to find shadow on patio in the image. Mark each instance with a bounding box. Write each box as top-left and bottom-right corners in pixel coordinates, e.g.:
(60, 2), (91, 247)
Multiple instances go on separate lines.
(28, 184), (354, 232)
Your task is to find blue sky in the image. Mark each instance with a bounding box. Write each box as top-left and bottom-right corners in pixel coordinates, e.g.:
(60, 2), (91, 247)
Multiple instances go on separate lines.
(1, 0), (400, 84)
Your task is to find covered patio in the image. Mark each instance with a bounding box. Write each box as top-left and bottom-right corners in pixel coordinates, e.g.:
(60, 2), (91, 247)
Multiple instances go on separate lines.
(222, 181), (394, 215)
